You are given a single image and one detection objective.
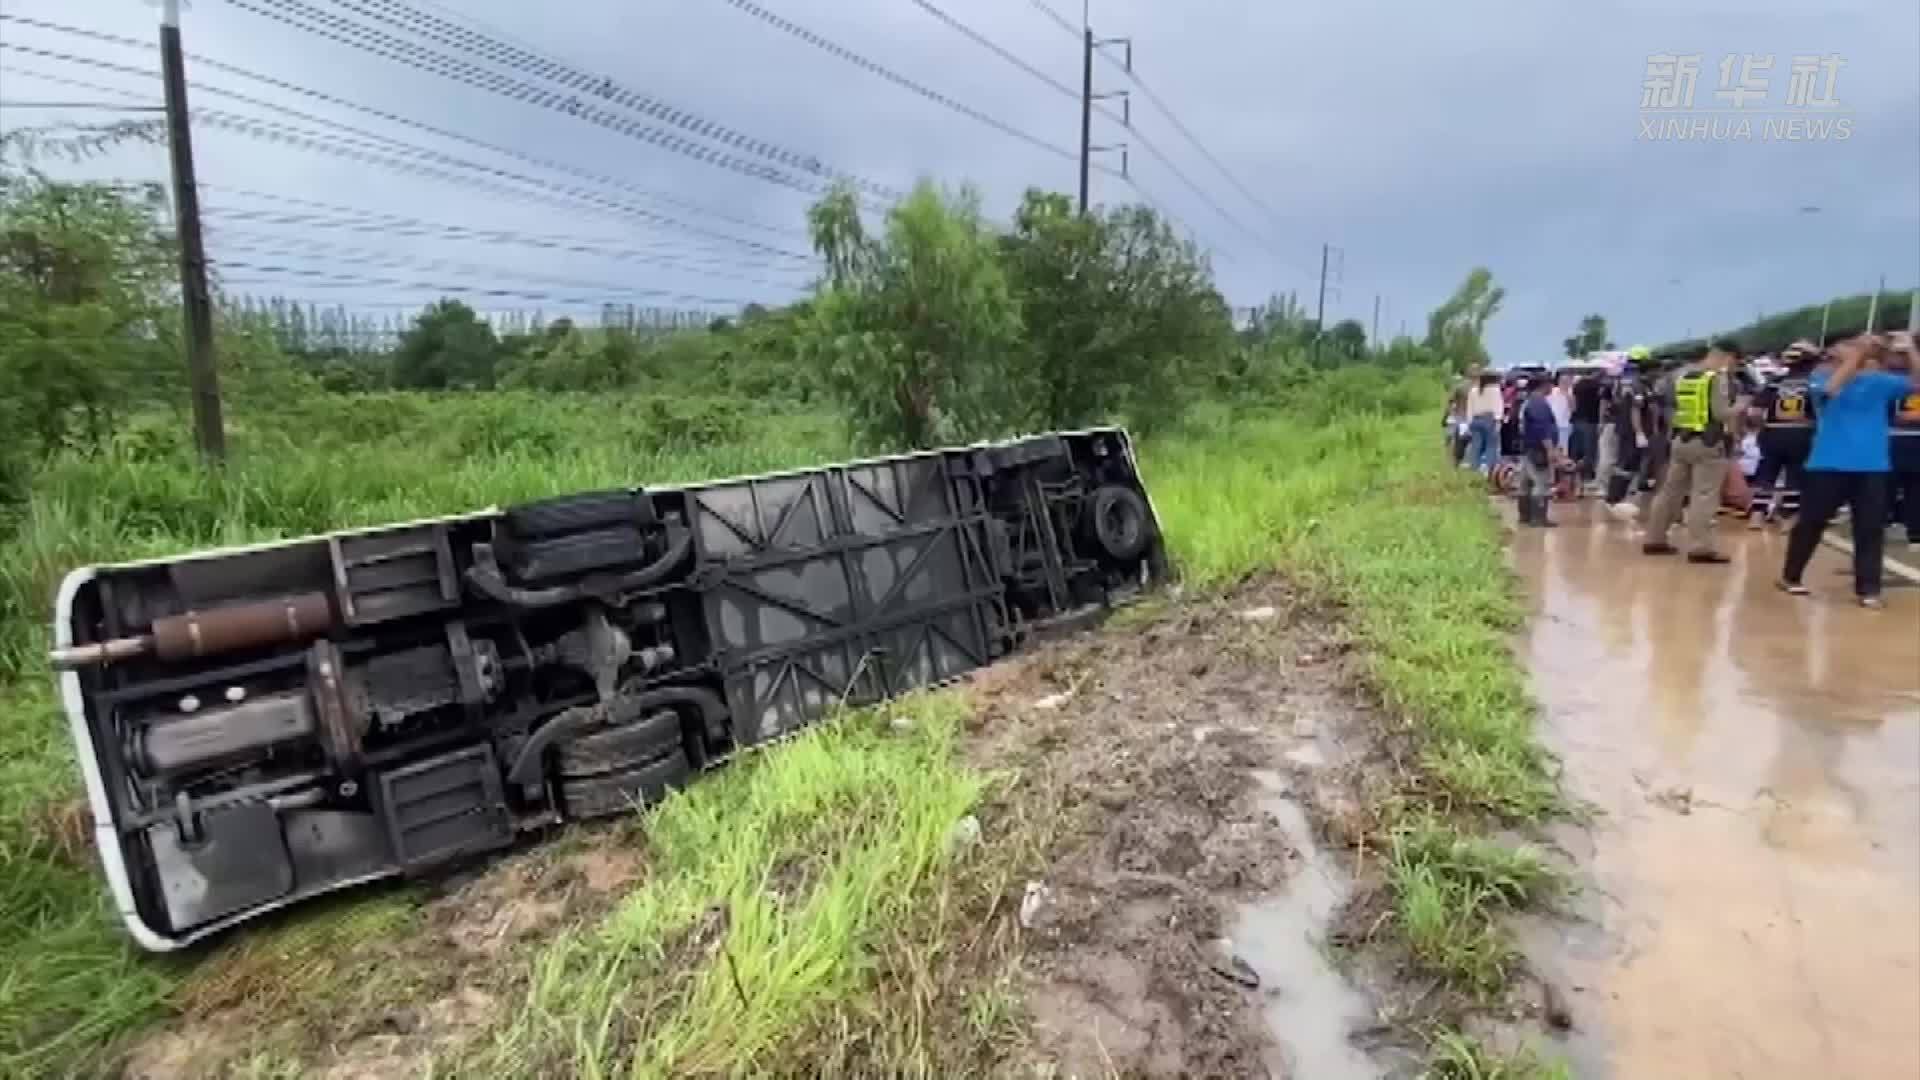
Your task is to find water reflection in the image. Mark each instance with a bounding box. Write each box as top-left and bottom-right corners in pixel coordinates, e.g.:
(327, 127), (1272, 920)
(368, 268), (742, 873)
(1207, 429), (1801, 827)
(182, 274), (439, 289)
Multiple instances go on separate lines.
(1513, 507), (1920, 1079)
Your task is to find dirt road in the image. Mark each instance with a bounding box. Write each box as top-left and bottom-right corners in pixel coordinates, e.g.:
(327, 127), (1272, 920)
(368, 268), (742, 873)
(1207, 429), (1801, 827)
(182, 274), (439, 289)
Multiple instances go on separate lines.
(1512, 507), (1920, 1078)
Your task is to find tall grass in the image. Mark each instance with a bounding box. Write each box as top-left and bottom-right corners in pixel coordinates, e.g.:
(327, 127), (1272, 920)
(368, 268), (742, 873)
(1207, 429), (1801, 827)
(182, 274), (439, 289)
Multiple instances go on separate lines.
(468, 695), (1008, 1077)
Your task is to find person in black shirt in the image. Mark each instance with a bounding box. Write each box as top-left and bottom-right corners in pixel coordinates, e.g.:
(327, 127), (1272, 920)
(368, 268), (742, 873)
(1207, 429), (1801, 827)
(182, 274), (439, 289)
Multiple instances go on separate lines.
(1890, 333), (1920, 545)
(1745, 341), (1818, 528)
(1604, 357), (1657, 516)
(1570, 371), (1604, 484)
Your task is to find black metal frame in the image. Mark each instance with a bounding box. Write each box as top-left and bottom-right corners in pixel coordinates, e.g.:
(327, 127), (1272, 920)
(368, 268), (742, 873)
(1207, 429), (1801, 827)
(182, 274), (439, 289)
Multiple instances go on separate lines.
(52, 427), (1166, 950)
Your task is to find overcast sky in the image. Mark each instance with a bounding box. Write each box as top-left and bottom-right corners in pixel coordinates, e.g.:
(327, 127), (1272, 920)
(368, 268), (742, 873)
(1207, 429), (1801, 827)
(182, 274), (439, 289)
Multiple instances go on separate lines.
(1, 0), (1915, 359)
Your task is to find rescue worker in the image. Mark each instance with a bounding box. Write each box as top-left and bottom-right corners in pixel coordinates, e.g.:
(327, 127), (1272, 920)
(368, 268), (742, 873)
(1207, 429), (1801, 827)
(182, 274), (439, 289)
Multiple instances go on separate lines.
(1779, 333), (1916, 607)
(1604, 346), (1656, 517)
(1888, 333), (1920, 546)
(1745, 340), (1819, 528)
(1517, 377), (1562, 527)
(1643, 338), (1740, 562)
(1635, 350), (1683, 516)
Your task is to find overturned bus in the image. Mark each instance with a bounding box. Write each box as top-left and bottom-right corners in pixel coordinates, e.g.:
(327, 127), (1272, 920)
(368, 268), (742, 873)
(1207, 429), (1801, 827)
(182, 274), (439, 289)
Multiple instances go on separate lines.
(50, 429), (1167, 950)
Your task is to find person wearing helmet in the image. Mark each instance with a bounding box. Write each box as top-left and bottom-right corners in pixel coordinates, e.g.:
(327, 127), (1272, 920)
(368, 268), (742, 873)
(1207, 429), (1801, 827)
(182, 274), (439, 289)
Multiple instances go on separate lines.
(1603, 346), (1657, 515)
(1643, 339), (1741, 562)
(1745, 340), (1819, 528)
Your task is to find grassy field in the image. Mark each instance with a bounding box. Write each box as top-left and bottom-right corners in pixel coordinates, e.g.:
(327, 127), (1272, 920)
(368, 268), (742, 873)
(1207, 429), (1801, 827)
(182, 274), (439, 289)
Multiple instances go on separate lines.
(0, 370), (1562, 1076)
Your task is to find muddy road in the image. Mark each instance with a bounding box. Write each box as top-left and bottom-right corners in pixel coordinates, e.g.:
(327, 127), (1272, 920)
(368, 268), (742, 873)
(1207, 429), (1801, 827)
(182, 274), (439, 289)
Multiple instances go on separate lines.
(1513, 508), (1920, 1079)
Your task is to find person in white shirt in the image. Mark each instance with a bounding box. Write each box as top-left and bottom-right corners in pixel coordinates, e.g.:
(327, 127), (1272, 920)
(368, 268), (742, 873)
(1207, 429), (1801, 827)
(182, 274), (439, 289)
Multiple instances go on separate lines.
(1548, 372), (1575, 454)
(1463, 371), (1505, 473)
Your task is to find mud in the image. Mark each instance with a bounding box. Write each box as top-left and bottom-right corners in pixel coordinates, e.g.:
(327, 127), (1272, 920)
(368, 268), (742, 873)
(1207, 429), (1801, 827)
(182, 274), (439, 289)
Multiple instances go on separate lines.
(963, 583), (1404, 1078)
(1512, 506), (1920, 1078)
(121, 830), (652, 1078)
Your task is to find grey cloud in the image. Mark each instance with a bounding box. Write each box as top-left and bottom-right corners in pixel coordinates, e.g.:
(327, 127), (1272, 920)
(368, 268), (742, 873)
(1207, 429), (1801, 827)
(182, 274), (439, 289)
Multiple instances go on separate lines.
(2, 0), (1914, 351)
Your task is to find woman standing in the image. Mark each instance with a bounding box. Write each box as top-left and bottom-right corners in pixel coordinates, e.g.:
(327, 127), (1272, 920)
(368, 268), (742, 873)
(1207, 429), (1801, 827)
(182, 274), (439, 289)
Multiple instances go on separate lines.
(1778, 334), (1916, 608)
(1463, 371), (1504, 474)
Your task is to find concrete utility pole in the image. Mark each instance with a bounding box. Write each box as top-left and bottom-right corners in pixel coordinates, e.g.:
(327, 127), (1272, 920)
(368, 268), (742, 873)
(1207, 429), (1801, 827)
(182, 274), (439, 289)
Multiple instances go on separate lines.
(159, 0), (225, 462)
(1078, 26), (1092, 213)
(1076, 9), (1131, 214)
(1908, 287), (1918, 334)
(1371, 294), (1381, 351)
(1313, 242), (1329, 365)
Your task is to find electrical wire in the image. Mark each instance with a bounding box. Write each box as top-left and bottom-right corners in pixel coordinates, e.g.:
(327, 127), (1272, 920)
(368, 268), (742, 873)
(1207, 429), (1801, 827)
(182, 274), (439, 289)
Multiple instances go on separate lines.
(717, 0), (1102, 173)
(207, 259), (763, 308)
(329, 0), (902, 203)
(189, 1), (890, 212)
(205, 226), (810, 293)
(0, 13), (809, 240)
(1, 14), (810, 238)
(0, 40), (817, 260)
(1022, 1), (1296, 244)
(906, 0), (1246, 257)
(0, 48), (819, 269)
(200, 203), (814, 280)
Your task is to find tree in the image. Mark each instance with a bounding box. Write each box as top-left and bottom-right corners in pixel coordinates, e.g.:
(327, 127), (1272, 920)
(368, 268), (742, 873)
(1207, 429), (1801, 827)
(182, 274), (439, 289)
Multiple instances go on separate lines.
(391, 299), (501, 390)
(997, 190), (1230, 430)
(1561, 313), (1608, 359)
(0, 168), (179, 480)
(797, 180), (1022, 448)
(1425, 267), (1505, 370)
(1325, 318), (1367, 360)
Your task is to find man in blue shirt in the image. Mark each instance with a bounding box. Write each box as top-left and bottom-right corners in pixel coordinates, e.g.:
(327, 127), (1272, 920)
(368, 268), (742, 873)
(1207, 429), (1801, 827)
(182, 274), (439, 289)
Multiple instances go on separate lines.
(1517, 377), (1562, 527)
(1778, 333), (1917, 607)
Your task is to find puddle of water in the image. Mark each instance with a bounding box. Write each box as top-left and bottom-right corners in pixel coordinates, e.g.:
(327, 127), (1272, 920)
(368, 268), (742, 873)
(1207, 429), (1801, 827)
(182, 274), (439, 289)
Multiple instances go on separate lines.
(1235, 769), (1380, 1079)
(1512, 508), (1920, 1078)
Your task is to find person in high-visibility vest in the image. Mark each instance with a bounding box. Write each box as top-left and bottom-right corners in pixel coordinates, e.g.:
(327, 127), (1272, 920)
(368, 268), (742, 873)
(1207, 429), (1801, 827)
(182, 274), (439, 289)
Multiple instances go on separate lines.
(1643, 338), (1740, 562)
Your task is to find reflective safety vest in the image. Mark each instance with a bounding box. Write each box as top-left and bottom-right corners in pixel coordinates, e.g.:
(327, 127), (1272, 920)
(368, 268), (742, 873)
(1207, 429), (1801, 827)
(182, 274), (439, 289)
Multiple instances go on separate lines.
(1895, 391), (1920, 432)
(1671, 371), (1717, 434)
(1768, 377), (1812, 427)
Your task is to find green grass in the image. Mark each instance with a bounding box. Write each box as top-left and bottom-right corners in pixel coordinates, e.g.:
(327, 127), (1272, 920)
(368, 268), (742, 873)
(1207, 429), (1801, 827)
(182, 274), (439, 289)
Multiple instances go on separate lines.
(1426, 1029), (1574, 1080)
(458, 693), (1033, 1077)
(1387, 815), (1559, 996)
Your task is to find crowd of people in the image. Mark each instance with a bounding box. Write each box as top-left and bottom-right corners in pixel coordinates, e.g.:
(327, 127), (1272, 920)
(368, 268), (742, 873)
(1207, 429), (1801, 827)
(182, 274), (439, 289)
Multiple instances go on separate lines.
(1444, 330), (1920, 608)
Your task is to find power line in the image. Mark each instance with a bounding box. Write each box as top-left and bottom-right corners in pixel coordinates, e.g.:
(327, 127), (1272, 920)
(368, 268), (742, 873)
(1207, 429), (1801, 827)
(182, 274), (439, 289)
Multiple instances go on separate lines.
(0, 46), (816, 265)
(1024, 3), (1295, 242)
(0, 28), (815, 248)
(718, 0), (1103, 173)
(197, 1), (886, 212)
(200, 204), (813, 282)
(908, 0), (1246, 256)
(1026, 0), (1080, 35)
(208, 260), (760, 308)
(328, 0), (902, 203)
(205, 226), (809, 293)
(0, 14), (807, 240)
(0, 100), (164, 111)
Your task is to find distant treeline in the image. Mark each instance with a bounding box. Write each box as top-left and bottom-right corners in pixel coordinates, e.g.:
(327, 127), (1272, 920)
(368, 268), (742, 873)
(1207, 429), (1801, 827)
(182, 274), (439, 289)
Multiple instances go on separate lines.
(1659, 288), (1917, 357)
